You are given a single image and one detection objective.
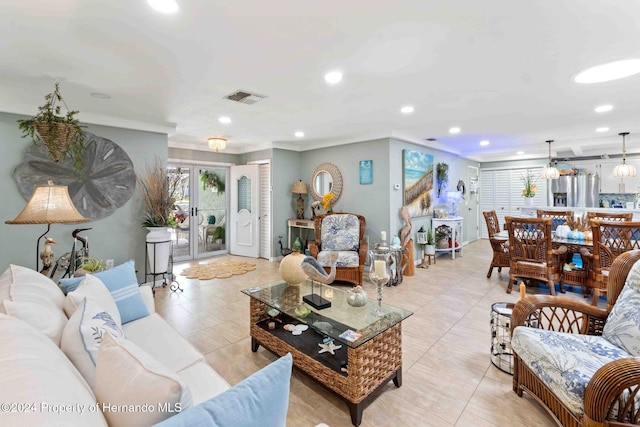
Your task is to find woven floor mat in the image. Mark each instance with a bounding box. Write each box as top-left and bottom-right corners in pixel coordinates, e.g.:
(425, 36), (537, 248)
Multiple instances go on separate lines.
(180, 261), (256, 280)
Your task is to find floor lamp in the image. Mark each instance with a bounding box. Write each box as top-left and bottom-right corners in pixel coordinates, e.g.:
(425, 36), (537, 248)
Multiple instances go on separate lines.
(5, 180), (89, 273)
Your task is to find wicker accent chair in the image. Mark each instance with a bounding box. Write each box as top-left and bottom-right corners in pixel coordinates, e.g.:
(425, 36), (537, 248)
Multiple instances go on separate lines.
(308, 213), (367, 286)
(505, 216), (568, 295)
(510, 250), (640, 427)
(483, 210), (510, 278)
(579, 220), (640, 305)
(586, 211), (633, 222)
(536, 209), (574, 230)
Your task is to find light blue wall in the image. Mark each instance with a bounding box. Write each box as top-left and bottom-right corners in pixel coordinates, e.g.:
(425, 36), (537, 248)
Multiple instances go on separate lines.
(0, 112), (167, 281)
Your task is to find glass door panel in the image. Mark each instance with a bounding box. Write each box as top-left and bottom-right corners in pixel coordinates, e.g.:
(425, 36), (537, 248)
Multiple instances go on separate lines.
(168, 166), (192, 260)
(198, 167), (228, 255)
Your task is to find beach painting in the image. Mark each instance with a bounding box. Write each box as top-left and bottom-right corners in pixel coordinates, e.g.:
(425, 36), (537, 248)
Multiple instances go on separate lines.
(403, 149), (434, 217)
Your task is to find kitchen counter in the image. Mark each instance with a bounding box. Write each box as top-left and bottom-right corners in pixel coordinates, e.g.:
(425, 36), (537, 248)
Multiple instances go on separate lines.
(522, 206), (640, 220)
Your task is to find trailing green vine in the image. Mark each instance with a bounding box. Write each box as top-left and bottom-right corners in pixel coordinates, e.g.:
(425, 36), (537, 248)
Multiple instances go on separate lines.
(200, 170), (225, 193)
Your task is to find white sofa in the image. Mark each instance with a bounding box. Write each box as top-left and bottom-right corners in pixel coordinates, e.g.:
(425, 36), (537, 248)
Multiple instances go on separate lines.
(0, 262), (291, 426)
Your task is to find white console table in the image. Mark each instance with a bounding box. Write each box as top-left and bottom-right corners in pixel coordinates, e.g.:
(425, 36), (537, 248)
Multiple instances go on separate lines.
(432, 216), (463, 260)
(287, 218), (315, 249)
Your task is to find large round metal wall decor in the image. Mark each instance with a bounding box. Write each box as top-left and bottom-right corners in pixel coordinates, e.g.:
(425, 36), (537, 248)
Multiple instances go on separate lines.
(13, 132), (137, 221)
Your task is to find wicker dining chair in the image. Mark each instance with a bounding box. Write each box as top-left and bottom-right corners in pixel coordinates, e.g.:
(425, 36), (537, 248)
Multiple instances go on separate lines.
(536, 209), (574, 230)
(579, 219), (640, 305)
(505, 216), (568, 295)
(586, 211), (633, 223)
(483, 210), (510, 278)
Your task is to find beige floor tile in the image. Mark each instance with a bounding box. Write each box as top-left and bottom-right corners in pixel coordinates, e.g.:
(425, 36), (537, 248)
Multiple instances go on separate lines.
(153, 240), (581, 426)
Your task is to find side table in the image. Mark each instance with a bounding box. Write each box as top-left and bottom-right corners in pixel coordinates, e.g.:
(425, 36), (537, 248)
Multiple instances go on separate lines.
(490, 302), (514, 374)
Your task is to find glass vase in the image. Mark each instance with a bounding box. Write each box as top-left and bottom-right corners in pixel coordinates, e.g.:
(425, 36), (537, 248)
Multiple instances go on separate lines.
(368, 249), (391, 316)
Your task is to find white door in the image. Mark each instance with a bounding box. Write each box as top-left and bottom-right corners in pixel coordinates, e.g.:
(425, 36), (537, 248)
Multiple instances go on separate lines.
(230, 165), (259, 258)
(467, 165), (479, 242)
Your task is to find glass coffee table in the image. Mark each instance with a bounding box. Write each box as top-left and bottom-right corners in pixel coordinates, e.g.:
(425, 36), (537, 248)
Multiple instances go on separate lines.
(242, 279), (412, 426)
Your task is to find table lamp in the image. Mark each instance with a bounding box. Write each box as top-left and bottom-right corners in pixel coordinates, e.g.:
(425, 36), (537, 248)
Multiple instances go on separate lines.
(292, 180), (308, 220)
(6, 180), (89, 273)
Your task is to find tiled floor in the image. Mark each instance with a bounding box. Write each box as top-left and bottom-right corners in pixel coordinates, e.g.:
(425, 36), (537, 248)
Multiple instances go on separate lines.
(154, 240), (592, 426)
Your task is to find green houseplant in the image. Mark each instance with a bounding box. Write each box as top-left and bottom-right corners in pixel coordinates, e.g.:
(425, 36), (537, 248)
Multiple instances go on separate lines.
(200, 170), (225, 193)
(17, 82), (86, 175)
(425, 228), (436, 255)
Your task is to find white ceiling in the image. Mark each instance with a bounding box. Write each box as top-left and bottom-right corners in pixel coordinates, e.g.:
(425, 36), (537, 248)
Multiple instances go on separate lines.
(1, 0), (640, 163)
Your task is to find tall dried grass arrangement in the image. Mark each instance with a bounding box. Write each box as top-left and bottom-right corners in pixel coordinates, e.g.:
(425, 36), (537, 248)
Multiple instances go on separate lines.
(137, 157), (179, 227)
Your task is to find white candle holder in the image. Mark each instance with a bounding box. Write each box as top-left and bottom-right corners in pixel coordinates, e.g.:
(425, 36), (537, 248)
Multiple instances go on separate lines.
(368, 249), (390, 316)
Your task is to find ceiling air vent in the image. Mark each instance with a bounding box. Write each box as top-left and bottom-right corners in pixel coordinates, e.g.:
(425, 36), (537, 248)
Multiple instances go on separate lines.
(224, 90), (267, 105)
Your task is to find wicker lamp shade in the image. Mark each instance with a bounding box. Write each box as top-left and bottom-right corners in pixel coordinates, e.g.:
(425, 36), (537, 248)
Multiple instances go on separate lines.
(6, 181), (89, 224)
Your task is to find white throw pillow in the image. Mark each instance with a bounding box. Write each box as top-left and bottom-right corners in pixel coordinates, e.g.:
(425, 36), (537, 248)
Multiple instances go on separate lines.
(61, 297), (125, 389)
(64, 274), (122, 326)
(0, 264), (65, 314)
(95, 333), (192, 427)
(3, 300), (67, 346)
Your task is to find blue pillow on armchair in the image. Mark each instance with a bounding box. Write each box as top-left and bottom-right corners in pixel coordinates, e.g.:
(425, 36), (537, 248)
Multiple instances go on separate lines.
(155, 353), (292, 427)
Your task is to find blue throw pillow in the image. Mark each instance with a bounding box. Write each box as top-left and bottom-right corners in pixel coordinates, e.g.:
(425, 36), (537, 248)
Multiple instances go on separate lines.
(62, 260), (148, 324)
(95, 260), (148, 324)
(154, 353), (292, 427)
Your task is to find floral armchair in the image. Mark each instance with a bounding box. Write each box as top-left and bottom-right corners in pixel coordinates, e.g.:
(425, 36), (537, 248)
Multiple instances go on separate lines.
(308, 213), (367, 286)
(510, 250), (640, 427)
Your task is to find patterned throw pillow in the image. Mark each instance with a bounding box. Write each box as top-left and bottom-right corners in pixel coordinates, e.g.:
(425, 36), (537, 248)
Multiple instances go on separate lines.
(602, 259), (640, 356)
(321, 214), (360, 251)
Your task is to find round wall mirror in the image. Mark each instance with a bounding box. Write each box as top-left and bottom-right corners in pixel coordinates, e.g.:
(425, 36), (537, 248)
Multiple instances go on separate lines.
(310, 162), (343, 203)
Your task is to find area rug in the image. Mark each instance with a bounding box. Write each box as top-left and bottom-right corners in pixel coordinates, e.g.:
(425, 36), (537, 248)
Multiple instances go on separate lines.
(180, 261), (256, 280)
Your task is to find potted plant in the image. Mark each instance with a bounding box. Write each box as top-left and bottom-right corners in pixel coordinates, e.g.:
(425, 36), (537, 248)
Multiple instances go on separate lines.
(436, 162), (449, 199)
(137, 157), (180, 274)
(200, 170), (225, 193)
(435, 224), (451, 249)
(520, 169), (538, 207)
(73, 256), (107, 277)
(426, 228), (436, 255)
(17, 82), (86, 175)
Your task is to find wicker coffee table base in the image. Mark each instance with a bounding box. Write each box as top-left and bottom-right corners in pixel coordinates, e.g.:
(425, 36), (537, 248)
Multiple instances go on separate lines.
(249, 299), (403, 426)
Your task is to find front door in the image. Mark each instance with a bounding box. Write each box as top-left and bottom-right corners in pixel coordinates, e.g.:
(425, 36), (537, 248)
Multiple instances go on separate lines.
(230, 165), (259, 258)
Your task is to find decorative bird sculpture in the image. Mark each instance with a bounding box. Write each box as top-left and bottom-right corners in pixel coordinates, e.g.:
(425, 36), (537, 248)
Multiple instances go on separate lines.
(301, 252), (338, 285)
(278, 236), (292, 257)
(39, 237), (56, 275)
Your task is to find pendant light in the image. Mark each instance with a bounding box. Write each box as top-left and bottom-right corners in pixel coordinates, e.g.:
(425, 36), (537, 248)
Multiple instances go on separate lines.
(613, 132), (636, 177)
(540, 140), (560, 179)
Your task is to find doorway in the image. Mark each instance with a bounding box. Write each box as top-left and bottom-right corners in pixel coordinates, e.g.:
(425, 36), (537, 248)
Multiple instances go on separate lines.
(168, 163), (229, 262)
(467, 165), (480, 242)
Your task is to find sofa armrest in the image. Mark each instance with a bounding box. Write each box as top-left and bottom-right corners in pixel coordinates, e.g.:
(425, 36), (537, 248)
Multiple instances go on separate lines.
(511, 295), (608, 336)
(584, 357), (640, 425)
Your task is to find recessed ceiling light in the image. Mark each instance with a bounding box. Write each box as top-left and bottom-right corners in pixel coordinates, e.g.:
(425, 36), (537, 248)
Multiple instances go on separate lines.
(400, 106), (414, 114)
(595, 104), (613, 113)
(596, 127), (609, 133)
(575, 58), (640, 84)
(517, 151), (525, 155)
(294, 131), (304, 138)
(480, 140), (490, 146)
(449, 127), (461, 134)
(324, 70), (343, 84)
(147, 0), (178, 13)
(219, 116), (231, 124)
(91, 92), (111, 99)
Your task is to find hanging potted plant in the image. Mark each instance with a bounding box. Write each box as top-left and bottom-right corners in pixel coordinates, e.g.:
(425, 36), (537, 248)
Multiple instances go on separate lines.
(436, 162), (449, 199)
(17, 82), (86, 175)
(199, 170), (225, 193)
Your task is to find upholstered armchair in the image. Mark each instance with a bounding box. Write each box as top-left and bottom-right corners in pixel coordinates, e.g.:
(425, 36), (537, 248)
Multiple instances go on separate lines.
(308, 213), (367, 286)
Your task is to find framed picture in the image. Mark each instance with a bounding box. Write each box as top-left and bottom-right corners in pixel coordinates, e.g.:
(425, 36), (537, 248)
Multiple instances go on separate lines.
(359, 160), (373, 185)
(403, 149), (434, 217)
